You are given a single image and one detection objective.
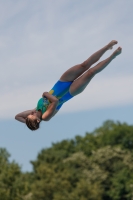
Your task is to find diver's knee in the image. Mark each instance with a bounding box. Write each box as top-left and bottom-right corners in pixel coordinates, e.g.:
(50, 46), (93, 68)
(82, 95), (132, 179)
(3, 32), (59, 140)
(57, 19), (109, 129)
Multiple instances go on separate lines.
(87, 69), (95, 77)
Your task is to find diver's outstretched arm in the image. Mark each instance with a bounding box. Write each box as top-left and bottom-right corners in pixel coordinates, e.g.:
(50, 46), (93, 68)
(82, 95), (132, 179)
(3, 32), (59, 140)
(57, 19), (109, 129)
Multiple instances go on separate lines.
(15, 108), (36, 123)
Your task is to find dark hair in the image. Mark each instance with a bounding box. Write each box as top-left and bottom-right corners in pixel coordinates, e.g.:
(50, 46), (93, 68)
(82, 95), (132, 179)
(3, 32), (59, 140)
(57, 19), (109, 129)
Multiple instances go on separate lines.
(25, 117), (40, 131)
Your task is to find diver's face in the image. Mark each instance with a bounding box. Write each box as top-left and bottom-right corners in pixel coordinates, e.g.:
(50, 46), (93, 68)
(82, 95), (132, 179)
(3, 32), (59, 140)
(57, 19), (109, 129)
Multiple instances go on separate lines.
(28, 111), (40, 121)
(31, 110), (38, 116)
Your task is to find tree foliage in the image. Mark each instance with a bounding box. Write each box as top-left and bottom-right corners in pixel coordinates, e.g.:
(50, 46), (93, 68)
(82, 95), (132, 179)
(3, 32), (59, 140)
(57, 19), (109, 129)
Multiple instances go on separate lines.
(1, 120), (133, 200)
(0, 148), (33, 200)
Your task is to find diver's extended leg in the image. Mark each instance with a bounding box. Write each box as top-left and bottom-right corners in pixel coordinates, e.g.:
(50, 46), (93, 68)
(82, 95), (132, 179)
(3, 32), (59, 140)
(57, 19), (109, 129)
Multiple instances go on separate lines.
(69, 47), (122, 96)
(60, 40), (118, 82)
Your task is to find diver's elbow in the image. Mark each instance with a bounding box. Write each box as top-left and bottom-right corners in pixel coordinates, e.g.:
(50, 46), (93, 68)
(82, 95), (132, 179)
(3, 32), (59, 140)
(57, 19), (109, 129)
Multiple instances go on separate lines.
(15, 115), (18, 120)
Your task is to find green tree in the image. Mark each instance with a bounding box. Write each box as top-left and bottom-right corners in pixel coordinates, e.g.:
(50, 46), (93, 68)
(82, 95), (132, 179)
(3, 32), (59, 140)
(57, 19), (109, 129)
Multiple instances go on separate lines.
(1, 120), (133, 200)
(31, 121), (133, 200)
(0, 148), (32, 200)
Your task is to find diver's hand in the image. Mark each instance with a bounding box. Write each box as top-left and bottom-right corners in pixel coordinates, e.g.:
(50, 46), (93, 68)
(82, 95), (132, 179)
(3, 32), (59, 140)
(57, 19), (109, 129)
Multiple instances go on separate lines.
(42, 92), (58, 103)
(42, 92), (48, 98)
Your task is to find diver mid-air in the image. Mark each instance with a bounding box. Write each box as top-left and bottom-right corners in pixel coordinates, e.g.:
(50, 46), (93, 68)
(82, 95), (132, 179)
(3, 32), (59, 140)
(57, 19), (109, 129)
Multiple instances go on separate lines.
(15, 40), (122, 130)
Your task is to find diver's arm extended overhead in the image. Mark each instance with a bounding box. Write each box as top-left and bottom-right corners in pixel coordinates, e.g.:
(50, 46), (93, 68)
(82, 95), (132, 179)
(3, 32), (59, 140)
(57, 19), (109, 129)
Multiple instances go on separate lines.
(15, 108), (36, 123)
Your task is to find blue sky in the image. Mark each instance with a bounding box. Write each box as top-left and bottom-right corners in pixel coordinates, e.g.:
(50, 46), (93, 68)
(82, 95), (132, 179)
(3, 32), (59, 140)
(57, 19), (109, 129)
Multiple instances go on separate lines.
(0, 0), (133, 171)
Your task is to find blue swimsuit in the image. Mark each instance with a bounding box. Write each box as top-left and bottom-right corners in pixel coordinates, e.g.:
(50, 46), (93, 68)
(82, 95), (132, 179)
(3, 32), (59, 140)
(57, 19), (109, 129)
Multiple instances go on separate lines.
(36, 80), (73, 113)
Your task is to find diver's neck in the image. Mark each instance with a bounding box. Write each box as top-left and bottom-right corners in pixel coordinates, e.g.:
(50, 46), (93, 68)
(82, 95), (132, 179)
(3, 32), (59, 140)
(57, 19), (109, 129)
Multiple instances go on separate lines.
(37, 110), (42, 119)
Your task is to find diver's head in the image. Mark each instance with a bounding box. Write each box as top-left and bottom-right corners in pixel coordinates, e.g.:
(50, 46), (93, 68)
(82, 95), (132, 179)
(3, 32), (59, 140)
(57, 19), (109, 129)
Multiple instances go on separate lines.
(26, 111), (41, 131)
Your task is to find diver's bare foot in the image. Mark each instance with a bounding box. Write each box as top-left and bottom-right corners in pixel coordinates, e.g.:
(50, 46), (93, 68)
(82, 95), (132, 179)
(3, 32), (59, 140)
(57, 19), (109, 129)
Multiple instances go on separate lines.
(107, 40), (118, 50)
(111, 47), (122, 59)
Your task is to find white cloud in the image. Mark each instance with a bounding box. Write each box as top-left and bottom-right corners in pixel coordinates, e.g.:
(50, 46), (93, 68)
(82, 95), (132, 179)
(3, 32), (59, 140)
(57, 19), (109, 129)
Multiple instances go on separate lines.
(63, 75), (133, 113)
(0, 0), (133, 119)
(0, 82), (52, 119)
(0, 75), (133, 119)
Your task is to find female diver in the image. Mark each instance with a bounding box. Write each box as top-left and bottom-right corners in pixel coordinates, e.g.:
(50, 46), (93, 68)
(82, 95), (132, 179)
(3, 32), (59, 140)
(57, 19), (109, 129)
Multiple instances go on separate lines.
(15, 40), (122, 130)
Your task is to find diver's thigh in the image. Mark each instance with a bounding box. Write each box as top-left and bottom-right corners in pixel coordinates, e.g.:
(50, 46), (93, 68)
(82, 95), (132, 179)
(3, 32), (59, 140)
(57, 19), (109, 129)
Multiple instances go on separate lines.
(69, 73), (94, 96)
